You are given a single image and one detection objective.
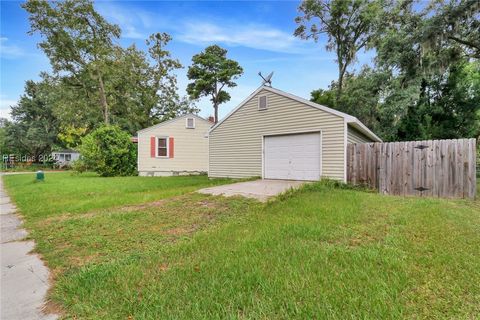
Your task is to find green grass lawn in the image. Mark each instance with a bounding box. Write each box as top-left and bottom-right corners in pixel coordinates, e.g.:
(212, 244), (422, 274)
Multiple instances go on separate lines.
(3, 173), (480, 319)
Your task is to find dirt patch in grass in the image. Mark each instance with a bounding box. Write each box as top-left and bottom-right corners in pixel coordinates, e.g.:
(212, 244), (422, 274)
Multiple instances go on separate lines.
(158, 263), (169, 272)
(42, 300), (63, 319)
(34, 194), (251, 271)
(164, 226), (197, 236)
(42, 195), (233, 226)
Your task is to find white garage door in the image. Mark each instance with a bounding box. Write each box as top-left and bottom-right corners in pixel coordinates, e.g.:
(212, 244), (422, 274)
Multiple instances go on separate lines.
(264, 132), (321, 181)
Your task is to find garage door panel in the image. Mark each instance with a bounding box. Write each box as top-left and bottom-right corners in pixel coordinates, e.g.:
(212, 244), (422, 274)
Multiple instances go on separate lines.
(291, 159), (317, 168)
(264, 132), (321, 181)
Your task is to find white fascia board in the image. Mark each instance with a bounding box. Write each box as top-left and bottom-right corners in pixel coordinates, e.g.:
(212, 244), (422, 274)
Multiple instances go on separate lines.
(346, 118), (383, 142)
(137, 114), (211, 135)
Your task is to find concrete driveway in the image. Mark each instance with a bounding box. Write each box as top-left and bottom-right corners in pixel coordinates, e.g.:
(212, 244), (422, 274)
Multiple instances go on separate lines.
(0, 175), (57, 320)
(198, 179), (305, 202)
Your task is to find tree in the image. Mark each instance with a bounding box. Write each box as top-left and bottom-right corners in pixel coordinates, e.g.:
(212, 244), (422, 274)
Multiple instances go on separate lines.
(424, 0), (480, 59)
(23, 0), (196, 134)
(4, 78), (60, 160)
(23, 1), (196, 136)
(335, 68), (386, 134)
(371, 0), (480, 141)
(0, 118), (14, 156)
(57, 125), (88, 149)
(306, 0), (480, 142)
(310, 88), (336, 108)
(146, 33), (199, 123)
(397, 61), (480, 140)
(310, 67), (390, 139)
(106, 35), (199, 132)
(295, 0), (381, 101)
(187, 45), (243, 123)
(78, 125), (136, 176)
(23, 0), (120, 125)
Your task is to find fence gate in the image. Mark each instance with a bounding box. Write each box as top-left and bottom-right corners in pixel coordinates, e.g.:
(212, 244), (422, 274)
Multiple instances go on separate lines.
(347, 139), (477, 199)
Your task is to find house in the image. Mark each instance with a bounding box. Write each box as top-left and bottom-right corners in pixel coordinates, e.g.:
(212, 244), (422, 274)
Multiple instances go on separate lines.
(137, 114), (211, 176)
(208, 86), (381, 182)
(51, 150), (80, 167)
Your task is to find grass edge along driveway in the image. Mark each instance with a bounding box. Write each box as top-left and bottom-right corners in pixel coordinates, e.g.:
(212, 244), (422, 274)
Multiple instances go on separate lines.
(3, 173), (480, 319)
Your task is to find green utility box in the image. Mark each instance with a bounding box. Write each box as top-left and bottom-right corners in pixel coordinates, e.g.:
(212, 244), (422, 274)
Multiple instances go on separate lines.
(36, 170), (44, 181)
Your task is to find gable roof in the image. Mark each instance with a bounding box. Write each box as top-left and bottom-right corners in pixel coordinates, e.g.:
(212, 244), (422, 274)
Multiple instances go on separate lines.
(137, 113), (212, 134)
(209, 86), (382, 142)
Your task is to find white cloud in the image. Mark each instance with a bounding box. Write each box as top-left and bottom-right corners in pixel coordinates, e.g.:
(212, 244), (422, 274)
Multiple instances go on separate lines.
(123, 26), (147, 40)
(0, 95), (16, 108)
(0, 95), (16, 120)
(95, 2), (320, 54)
(177, 21), (310, 54)
(0, 108), (12, 120)
(95, 3), (155, 40)
(0, 37), (26, 59)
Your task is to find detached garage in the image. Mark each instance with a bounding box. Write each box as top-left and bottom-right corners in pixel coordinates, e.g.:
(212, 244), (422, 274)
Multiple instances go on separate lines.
(208, 86), (381, 182)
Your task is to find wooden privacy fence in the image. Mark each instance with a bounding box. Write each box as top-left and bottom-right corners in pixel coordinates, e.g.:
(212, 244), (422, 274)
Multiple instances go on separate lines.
(347, 139), (477, 199)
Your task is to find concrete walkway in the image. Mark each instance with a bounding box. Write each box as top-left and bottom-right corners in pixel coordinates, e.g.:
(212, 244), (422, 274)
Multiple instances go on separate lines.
(198, 179), (305, 202)
(0, 176), (57, 320)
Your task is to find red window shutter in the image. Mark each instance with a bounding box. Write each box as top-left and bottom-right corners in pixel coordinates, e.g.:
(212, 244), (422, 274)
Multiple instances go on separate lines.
(150, 137), (156, 158)
(169, 137), (174, 158)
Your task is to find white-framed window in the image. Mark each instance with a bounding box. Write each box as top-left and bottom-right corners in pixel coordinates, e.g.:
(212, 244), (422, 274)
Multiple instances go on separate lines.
(65, 154), (72, 161)
(258, 95), (268, 110)
(186, 117), (195, 129)
(156, 137), (169, 157)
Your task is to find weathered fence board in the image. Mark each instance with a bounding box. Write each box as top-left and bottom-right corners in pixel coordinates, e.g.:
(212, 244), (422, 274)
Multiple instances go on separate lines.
(347, 138), (477, 199)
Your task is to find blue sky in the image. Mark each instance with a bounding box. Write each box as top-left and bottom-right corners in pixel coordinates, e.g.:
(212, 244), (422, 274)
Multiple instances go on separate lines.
(0, 0), (373, 121)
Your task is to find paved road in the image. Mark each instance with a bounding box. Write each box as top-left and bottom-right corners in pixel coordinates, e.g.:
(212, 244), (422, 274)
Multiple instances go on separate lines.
(0, 175), (57, 320)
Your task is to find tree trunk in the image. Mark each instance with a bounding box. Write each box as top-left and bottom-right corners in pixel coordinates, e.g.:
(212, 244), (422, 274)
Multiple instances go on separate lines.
(214, 101), (219, 124)
(214, 81), (219, 123)
(336, 62), (346, 103)
(98, 74), (109, 125)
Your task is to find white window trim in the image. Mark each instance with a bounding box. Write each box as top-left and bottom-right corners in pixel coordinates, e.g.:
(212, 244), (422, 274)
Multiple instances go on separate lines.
(156, 136), (169, 158)
(258, 95), (268, 111)
(186, 117), (195, 129)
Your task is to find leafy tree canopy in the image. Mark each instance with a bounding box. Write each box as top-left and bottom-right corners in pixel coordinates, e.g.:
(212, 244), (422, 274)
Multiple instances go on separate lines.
(295, 0), (382, 100)
(23, 0), (120, 124)
(187, 45), (243, 123)
(22, 1), (197, 136)
(308, 0), (480, 141)
(4, 77), (60, 159)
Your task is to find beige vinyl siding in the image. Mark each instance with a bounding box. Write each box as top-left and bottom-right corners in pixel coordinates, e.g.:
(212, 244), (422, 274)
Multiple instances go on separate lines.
(137, 116), (210, 174)
(347, 125), (374, 144)
(209, 89), (346, 180)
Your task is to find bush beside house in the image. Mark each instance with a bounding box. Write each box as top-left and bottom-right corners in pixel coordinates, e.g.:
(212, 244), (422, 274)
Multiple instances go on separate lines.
(78, 126), (137, 177)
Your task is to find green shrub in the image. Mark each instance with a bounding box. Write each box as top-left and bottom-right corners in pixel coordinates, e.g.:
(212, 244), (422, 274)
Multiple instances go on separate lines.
(78, 126), (136, 177)
(70, 159), (88, 174)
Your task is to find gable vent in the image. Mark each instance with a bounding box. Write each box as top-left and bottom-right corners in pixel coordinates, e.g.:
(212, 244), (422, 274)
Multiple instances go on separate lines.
(258, 95), (268, 110)
(186, 117), (195, 129)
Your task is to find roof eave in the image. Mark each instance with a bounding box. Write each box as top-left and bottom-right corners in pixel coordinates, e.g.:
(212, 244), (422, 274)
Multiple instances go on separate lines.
(137, 113), (211, 134)
(347, 118), (383, 142)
